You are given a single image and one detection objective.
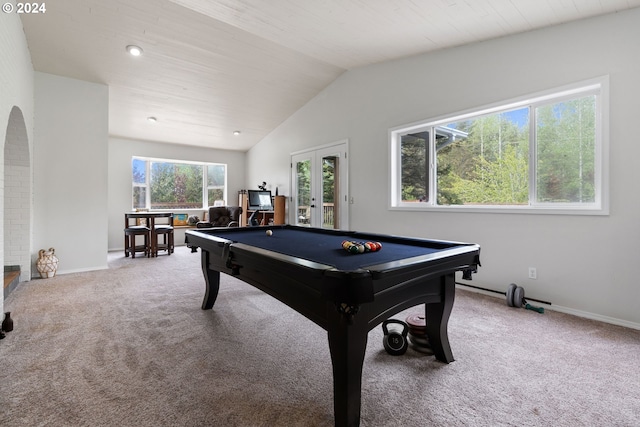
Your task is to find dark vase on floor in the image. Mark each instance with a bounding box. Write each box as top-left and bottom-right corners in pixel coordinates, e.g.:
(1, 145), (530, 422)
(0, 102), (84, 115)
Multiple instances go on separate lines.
(2, 312), (13, 332)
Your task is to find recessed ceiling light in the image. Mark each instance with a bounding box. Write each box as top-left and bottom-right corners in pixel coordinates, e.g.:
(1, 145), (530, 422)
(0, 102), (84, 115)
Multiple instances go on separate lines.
(126, 45), (143, 56)
(147, 116), (157, 123)
(233, 130), (241, 136)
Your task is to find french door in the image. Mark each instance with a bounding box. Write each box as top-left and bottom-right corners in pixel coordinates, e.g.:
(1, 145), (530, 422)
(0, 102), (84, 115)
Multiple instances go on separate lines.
(291, 141), (348, 229)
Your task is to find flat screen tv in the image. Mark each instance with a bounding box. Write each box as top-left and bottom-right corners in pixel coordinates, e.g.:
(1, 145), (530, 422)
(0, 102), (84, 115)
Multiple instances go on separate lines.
(247, 190), (273, 211)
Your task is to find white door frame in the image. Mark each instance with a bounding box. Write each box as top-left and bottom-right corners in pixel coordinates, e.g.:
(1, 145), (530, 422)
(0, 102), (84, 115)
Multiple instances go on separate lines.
(290, 139), (349, 229)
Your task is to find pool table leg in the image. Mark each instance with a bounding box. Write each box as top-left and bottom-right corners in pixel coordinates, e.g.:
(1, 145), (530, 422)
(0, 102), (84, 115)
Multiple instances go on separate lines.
(425, 273), (455, 363)
(327, 315), (368, 427)
(200, 249), (221, 310)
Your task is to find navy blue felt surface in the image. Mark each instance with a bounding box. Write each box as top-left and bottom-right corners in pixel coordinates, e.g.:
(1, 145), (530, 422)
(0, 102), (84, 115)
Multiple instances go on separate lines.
(209, 228), (449, 271)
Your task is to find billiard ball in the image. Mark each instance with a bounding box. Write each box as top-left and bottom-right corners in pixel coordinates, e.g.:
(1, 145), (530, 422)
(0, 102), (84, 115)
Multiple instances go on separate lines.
(266, 230), (273, 236)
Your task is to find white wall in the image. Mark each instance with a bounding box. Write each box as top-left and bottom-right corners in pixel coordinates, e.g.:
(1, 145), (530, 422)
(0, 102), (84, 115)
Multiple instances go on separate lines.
(107, 137), (246, 251)
(1, 12), (35, 316)
(247, 9), (640, 327)
(5, 107), (32, 279)
(33, 72), (109, 274)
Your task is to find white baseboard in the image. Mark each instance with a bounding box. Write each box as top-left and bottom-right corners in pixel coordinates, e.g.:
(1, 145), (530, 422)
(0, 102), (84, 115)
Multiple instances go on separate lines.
(545, 303), (640, 331)
(46, 265), (109, 276)
(110, 242), (187, 253)
(456, 284), (640, 331)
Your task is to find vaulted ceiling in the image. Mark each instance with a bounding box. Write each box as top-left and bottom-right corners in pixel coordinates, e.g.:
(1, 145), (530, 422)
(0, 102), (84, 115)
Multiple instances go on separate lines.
(20, 0), (640, 151)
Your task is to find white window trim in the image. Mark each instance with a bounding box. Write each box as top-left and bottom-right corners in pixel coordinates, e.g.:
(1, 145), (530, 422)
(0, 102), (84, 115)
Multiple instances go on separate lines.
(389, 76), (609, 216)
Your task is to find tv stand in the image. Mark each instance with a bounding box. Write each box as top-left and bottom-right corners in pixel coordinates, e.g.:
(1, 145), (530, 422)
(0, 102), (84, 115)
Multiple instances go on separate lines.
(239, 192), (286, 226)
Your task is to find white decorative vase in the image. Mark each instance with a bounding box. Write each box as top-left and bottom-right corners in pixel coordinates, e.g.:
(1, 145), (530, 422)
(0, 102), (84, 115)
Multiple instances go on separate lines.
(36, 248), (59, 278)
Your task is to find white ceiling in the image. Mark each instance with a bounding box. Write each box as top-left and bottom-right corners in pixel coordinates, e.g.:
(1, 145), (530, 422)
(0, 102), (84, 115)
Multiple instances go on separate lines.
(20, 0), (640, 151)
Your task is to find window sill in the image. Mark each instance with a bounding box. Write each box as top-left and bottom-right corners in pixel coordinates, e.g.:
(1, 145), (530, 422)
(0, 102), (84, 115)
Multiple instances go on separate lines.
(389, 204), (609, 216)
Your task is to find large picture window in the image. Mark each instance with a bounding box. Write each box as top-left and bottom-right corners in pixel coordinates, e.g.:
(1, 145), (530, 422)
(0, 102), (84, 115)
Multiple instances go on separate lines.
(390, 77), (608, 214)
(132, 157), (227, 210)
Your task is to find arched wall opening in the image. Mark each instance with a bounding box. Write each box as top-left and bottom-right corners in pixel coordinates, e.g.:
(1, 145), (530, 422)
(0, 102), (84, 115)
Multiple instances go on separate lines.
(4, 105), (32, 297)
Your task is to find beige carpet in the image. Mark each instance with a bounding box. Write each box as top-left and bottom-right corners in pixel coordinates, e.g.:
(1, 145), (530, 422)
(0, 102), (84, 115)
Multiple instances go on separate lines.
(1, 246), (639, 426)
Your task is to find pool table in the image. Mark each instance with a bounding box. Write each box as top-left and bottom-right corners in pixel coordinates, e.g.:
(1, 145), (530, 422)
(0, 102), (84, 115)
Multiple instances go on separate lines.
(185, 225), (481, 427)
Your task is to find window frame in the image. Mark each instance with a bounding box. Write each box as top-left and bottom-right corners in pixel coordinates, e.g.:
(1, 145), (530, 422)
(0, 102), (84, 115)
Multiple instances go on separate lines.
(131, 156), (227, 211)
(389, 76), (609, 215)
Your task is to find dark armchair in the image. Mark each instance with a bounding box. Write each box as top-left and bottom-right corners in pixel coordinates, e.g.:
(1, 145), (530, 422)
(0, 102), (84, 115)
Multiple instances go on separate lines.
(196, 206), (242, 228)
(188, 206), (243, 252)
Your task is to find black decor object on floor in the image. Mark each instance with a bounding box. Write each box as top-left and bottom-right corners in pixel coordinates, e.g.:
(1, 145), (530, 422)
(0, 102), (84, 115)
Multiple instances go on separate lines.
(2, 312), (13, 332)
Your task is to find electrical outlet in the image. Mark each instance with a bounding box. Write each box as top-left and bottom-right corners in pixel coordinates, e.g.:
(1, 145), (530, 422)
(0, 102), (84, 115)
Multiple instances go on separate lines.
(528, 267), (537, 280)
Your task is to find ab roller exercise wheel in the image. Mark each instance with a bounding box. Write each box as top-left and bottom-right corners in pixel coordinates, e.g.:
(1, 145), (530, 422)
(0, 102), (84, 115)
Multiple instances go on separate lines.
(506, 283), (544, 313)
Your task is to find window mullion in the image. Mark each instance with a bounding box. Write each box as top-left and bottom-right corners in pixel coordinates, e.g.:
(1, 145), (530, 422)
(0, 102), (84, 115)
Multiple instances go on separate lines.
(529, 106), (536, 206)
(146, 160), (151, 209)
(203, 166), (208, 209)
(429, 127), (437, 206)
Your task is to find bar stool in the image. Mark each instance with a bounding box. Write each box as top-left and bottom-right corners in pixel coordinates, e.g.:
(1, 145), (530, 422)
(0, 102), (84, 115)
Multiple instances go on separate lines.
(152, 213), (174, 256)
(124, 225), (151, 258)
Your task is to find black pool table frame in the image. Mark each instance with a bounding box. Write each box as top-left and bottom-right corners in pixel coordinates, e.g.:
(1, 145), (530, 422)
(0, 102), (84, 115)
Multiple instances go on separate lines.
(186, 225), (480, 427)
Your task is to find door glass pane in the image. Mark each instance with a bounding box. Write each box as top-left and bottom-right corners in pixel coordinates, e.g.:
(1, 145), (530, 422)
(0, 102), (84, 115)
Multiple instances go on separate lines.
(295, 160), (311, 226)
(322, 155), (338, 229)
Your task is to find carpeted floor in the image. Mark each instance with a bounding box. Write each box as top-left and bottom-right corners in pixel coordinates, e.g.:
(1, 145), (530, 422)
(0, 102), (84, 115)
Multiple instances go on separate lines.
(1, 246), (639, 426)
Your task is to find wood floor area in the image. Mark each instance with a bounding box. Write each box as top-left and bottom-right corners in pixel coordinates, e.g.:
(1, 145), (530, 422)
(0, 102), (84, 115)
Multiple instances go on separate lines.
(4, 270), (20, 298)
(4, 271), (19, 289)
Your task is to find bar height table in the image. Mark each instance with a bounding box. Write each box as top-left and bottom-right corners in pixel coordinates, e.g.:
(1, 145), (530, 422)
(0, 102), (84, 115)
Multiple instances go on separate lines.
(124, 212), (174, 257)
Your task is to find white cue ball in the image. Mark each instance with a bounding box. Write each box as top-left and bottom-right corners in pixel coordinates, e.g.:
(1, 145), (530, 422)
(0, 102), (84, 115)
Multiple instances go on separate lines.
(266, 230), (273, 236)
